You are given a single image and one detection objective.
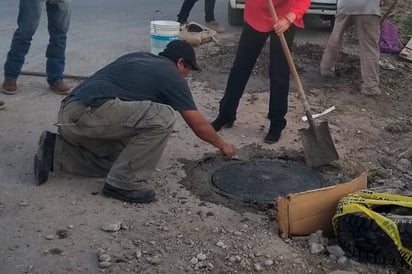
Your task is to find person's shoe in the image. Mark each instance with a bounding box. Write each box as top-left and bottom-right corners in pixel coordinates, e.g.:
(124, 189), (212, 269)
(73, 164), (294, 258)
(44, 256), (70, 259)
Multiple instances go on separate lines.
(2, 78), (17, 95)
(320, 68), (336, 78)
(205, 20), (225, 33)
(34, 131), (56, 185)
(179, 22), (188, 31)
(264, 122), (286, 144)
(102, 183), (156, 203)
(49, 80), (71, 95)
(0, 100), (5, 110)
(211, 117), (234, 132)
(361, 87), (382, 96)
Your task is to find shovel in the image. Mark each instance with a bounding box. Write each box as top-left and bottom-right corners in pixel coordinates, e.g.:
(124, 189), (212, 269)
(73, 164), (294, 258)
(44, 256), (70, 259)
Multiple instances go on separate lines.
(266, 0), (339, 167)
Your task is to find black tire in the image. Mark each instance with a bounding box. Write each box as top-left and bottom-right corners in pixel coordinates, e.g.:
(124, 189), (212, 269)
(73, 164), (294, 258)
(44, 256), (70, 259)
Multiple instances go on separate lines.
(227, 1), (244, 26)
(337, 210), (412, 269)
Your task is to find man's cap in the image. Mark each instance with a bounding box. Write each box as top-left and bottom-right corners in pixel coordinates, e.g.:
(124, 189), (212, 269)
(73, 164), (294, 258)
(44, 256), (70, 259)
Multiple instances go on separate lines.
(159, 40), (201, 71)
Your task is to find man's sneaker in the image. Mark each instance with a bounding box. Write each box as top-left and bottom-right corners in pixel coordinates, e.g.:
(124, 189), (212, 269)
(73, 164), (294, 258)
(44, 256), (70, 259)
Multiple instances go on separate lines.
(102, 183), (156, 203)
(49, 80), (71, 95)
(34, 131), (56, 185)
(2, 78), (17, 95)
(0, 100), (5, 110)
(205, 20), (225, 33)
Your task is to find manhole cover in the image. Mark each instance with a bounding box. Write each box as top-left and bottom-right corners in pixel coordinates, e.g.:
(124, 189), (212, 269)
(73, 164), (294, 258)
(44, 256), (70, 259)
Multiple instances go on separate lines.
(210, 159), (324, 204)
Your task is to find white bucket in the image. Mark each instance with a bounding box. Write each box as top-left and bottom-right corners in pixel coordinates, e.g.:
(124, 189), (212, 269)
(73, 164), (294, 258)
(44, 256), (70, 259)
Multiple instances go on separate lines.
(150, 20), (180, 55)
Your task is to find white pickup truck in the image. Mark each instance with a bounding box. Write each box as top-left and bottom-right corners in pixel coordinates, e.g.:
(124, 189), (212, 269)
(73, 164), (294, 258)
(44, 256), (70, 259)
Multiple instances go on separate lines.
(228, 0), (337, 26)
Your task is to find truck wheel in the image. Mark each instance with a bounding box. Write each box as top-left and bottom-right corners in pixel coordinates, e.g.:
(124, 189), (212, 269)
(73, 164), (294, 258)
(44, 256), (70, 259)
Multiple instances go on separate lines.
(227, 1), (244, 26)
(337, 210), (412, 269)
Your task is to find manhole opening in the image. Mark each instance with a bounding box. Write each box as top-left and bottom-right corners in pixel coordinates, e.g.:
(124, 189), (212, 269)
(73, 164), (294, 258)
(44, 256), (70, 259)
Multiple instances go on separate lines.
(210, 159), (324, 205)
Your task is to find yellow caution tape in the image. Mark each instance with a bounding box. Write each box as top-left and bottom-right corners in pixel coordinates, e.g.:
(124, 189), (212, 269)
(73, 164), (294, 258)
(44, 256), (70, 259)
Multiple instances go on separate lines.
(332, 190), (412, 269)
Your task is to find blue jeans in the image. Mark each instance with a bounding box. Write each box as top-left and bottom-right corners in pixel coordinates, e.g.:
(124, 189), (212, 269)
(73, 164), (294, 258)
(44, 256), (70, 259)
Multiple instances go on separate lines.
(4, 0), (71, 83)
(177, 0), (216, 24)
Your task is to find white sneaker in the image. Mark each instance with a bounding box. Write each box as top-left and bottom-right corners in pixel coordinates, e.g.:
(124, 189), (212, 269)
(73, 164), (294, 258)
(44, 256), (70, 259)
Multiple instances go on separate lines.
(205, 20), (224, 33)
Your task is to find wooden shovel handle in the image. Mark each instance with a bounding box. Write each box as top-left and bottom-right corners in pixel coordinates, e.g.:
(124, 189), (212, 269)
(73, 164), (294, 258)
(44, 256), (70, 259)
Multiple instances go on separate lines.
(266, 0), (315, 128)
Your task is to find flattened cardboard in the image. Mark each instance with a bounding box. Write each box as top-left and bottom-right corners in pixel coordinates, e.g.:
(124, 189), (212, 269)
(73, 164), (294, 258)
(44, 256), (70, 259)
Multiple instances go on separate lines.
(276, 172), (367, 238)
(400, 37), (412, 62)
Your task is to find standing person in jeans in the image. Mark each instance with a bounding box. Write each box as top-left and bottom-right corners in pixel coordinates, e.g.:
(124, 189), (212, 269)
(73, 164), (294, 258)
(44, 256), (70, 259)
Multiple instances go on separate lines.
(33, 40), (236, 204)
(211, 0), (310, 143)
(2, 0), (72, 95)
(177, 0), (224, 33)
(320, 0), (393, 96)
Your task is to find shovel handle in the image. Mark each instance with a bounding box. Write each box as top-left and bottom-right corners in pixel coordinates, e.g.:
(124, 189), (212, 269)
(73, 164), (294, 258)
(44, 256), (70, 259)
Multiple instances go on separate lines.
(266, 0), (315, 128)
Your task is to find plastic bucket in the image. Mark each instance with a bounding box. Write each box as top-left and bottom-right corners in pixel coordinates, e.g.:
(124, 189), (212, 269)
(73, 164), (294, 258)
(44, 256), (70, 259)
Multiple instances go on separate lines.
(150, 20), (180, 55)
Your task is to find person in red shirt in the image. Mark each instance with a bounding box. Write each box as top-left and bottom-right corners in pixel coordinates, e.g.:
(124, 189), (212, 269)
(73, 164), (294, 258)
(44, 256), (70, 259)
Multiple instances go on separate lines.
(211, 0), (310, 143)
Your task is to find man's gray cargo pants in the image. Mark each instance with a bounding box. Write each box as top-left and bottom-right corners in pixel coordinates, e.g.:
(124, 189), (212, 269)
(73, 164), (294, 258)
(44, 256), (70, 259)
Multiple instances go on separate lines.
(54, 98), (176, 190)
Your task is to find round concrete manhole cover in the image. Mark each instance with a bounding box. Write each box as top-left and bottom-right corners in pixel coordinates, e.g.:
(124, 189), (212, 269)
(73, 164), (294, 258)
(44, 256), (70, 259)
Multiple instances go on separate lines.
(210, 159), (324, 204)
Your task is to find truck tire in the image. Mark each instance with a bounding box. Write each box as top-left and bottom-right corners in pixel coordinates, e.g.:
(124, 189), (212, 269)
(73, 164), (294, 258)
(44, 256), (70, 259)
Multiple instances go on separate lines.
(337, 210), (412, 269)
(227, 1), (244, 26)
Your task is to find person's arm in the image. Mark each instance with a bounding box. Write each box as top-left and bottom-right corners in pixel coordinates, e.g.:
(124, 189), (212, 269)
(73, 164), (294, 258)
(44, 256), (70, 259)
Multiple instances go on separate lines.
(179, 110), (236, 157)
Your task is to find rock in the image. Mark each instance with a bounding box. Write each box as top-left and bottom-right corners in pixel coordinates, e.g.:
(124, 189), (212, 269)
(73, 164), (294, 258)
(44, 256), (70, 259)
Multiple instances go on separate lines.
(329, 254), (337, 262)
(194, 262), (204, 270)
(398, 158), (411, 172)
(327, 245), (345, 258)
(398, 148), (412, 160)
(190, 257), (198, 264)
(254, 263), (263, 272)
(67, 225), (74, 229)
(97, 248), (105, 256)
(99, 254), (111, 262)
(102, 222), (122, 232)
(196, 253), (207, 261)
(308, 230), (328, 246)
(135, 248), (142, 258)
(45, 235), (55, 240)
(19, 200), (29, 206)
(264, 259), (274, 266)
(337, 256), (348, 265)
(310, 242), (325, 254)
(206, 262), (214, 270)
(216, 241), (227, 248)
(99, 262), (112, 268)
(150, 255), (162, 265)
(233, 231), (242, 236)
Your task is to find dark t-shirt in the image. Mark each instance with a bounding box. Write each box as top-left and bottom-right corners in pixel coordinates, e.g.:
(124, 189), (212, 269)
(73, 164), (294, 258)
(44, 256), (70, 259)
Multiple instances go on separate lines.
(64, 52), (197, 111)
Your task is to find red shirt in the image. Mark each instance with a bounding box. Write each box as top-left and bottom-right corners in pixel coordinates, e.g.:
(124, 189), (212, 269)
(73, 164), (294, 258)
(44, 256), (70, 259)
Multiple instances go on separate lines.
(244, 0), (311, 32)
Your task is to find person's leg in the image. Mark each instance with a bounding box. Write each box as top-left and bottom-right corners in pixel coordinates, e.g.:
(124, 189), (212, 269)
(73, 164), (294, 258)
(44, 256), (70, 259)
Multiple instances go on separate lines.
(355, 15), (381, 95)
(320, 13), (353, 76)
(265, 26), (296, 143)
(212, 23), (268, 130)
(177, 0), (198, 24)
(204, 0), (215, 22)
(3, 0), (42, 94)
(204, 0), (224, 32)
(53, 99), (176, 190)
(45, 0), (71, 93)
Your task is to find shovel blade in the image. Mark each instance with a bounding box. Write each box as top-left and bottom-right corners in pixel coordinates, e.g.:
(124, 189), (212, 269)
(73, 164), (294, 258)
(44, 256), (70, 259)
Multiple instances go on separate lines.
(299, 121), (339, 167)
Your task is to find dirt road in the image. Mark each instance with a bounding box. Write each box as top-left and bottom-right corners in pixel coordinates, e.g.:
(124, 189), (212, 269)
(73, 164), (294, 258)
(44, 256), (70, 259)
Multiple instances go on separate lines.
(1, 1), (412, 273)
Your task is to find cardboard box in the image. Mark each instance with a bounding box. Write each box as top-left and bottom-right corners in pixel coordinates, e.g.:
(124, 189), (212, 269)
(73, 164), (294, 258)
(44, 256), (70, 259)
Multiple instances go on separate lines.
(276, 172), (367, 238)
(400, 37), (412, 62)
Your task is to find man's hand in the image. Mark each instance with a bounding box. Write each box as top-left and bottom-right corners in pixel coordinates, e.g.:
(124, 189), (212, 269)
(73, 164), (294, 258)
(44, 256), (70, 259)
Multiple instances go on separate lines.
(180, 110), (236, 157)
(219, 142), (236, 157)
